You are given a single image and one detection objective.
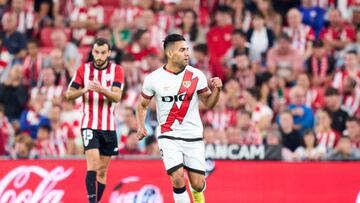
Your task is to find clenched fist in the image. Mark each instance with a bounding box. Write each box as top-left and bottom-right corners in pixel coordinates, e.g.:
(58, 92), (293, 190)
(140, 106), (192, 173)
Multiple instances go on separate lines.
(210, 77), (223, 89)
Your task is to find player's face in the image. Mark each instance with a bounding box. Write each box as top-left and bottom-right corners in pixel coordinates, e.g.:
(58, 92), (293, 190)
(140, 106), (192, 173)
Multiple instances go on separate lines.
(92, 44), (111, 67)
(169, 41), (190, 68)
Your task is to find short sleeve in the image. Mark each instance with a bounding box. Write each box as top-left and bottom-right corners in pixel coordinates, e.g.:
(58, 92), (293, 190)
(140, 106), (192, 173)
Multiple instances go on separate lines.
(69, 64), (84, 89)
(196, 71), (209, 94)
(113, 65), (124, 90)
(141, 75), (154, 99)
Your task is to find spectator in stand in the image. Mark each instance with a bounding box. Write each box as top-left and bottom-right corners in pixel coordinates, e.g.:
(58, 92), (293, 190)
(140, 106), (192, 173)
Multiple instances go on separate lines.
(110, 0), (141, 27)
(223, 29), (249, 73)
(34, 0), (53, 29)
(134, 9), (166, 50)
(279, 110), (302, 152)
(229, 0), (252, 31)
(203, 124), (227, 144)
(49, 48), (71, 87)
(0, 0), (8, 25)
(233, 54), (257, 89)
(144, 135), (160, 156)
(0, 64), (28, 122)
(255, 0), (282, 36)
(293, 129), (326, 161)
(315, 109), (340, 151)
(174, 9), (206, 56)
(193, 44), (212, 80)
(345, 117), (360, 150)
(0, 104), (14, 156)
(265, 128), (293, 161)
(341, 77), (360, 118)
(296, 73), (325, 110)
(323, 136), (360, 161)
(19, 95), (50, 139)
(50, 30), (81, 74)
(10, 0), (35, 38)
(236, 109), (262, 145)
(266, 33), (303, 85)
(324, 87), (349, 133)
(155, 0), (178, 34)
(126, 29), (159, 62)
(23, 39), (46, 88)
(343, 29), (360, 55)
(30, 68), (63, 116)
(286, 86), (315, 134)
(109, 14), (131, 52)
(332, 51), (360, 92)
(283, 8), (315, 57)
(223, 78), (242, 109)
(305, 40), (335, 87)
(320, 9), (355, 52)
(261, 73), (287, 114)
(203, 91), (237, 130)
(33, 124), (58, 158)
(247, 12), (275, 64)
(0, 38), (12, 80)
(298, 0), (325, 37)
(69, 0), (104, 46)
(0, 12), (27, 61)
(243, 87), (273, 132)
(207, 5), (234, 80)
(10, 133), (35, 159)
(119, 130), (143, 155)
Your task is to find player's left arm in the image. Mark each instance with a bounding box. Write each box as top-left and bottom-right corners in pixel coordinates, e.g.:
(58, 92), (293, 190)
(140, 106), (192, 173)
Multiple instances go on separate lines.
(198, 77), (222, 109)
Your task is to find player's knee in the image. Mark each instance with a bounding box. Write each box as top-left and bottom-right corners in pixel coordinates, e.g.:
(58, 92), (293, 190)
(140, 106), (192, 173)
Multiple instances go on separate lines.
(190, 178), (206, 192)
(97, 166), (107, 179)
(170, 171), (185, 187)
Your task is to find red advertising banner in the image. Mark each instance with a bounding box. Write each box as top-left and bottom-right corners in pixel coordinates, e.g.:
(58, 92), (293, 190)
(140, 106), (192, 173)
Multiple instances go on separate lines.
(0, 160), (359, 203)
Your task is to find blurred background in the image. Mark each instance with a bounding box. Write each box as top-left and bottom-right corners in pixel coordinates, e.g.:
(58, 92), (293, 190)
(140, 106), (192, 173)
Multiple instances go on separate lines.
(1, 0), (360, 202)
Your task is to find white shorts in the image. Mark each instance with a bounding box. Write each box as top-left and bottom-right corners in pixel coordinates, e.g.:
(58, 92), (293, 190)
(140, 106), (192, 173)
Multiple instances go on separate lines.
(158, 137), (206, 175)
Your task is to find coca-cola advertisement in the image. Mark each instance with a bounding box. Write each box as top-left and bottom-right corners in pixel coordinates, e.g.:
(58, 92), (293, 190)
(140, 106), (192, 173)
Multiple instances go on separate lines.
(0, 160), (359, 203)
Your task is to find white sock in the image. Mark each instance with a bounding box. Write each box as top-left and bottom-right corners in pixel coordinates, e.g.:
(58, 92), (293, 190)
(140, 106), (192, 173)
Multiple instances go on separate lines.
(173, 186), (190, 203)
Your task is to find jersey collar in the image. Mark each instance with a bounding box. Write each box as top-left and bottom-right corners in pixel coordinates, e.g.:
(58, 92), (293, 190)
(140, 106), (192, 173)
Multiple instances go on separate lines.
(163, 64), (186, 75)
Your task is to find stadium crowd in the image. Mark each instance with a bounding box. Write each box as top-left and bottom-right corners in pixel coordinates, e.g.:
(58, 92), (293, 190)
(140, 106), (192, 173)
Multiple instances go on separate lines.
(0, 0), (360, 161)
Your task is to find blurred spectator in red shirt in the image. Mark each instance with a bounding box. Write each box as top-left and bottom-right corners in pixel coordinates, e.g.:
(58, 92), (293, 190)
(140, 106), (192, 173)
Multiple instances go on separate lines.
(296, 73), (325, 110)
(305, 40), (335, 87)
(236, 109), (262, 145)
(207, 5), (234, 80)
(156, 0), (178, 34)
(23, 39), (46, 88)
(127, 29), (159, 62)
(111, 0), (141, 28)
(0, 104), (14, 155)
(0, 38), (12, 79)
(283, 8), (315, 57)
(267, 33), (303, 85)
(332, 50), (360, 92)
(193, 44), (212, 80)
(10, 133), (35, 159)
(320, 9), (355, 52)
(69, 0), (104, 46)
(223, 30), (249, 74)
(119, 130), (143, 155)
(10, 0), (35, 38)
(233, 54), (256, 89)
(315, 109), (340, 150)
(341, 77), (360, 118)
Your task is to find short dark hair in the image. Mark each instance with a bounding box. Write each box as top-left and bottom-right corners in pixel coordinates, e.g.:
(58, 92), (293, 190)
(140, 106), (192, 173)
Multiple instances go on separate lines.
(215, 5), (233, 14)
(145, 135), (157, 147)
(347, 116), (359, 123)
(253, 12), (265, 19)
(232, 29), (247, 38)
(163, 34), (186, 50)
(324, 87), (339, 96)
(246, 87), (261, 100)
(132, 29), (148, 42)
(346, 50), (358, 56)
(277, 33), (291, 42)
(193, 43), (208, 55)
(93, 38), (111, 50)
(27, 38), (40, 47)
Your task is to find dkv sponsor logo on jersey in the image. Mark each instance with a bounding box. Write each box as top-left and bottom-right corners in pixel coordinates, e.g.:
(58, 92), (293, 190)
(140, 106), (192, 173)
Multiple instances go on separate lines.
(0, 166), (73, 203)
(109, 176), (163, 203)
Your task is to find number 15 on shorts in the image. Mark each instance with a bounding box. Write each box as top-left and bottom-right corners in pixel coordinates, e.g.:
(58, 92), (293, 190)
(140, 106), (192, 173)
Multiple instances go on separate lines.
(82, 129), (93, 147)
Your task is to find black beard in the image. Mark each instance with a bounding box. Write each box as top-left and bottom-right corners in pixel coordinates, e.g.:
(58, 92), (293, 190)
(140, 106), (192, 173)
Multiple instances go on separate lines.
(95, 60), (106, 67)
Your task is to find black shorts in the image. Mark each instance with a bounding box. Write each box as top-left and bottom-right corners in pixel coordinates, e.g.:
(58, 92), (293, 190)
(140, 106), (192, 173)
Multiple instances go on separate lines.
(81, 128), (118, 156)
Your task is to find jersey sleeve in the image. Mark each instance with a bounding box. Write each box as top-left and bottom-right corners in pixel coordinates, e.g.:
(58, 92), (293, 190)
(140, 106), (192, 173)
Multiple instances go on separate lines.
(141, 75), (154, 99)
(196, 71), (209, 94)
(113, 65), (125, 90)
(69, 64), (84, 89)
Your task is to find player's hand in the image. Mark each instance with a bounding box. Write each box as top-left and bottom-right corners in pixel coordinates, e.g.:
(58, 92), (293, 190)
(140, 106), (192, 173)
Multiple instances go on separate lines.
(88, 78), (103, 93)
(210, 77), (223, 89)
(137, 127), (147, 140)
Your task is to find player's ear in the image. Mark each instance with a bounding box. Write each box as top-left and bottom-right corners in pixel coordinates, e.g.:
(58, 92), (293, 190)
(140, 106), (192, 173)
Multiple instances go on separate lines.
(107, 50), (112, 57)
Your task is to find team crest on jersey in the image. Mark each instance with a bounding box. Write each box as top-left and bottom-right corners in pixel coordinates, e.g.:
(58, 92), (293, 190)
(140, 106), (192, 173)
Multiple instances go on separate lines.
(182, 81), (191, 88)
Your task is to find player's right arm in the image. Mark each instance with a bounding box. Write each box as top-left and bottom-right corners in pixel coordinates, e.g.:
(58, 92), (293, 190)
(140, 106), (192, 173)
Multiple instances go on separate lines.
(136, 95), (151, 140)
(65, 64), (88, 100)
(136, 75), (154, 140)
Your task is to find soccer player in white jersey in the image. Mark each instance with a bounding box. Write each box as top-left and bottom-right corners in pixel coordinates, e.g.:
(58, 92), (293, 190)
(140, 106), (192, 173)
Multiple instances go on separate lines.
(136, 34), (222, 203)
(65, 38), (124, 203)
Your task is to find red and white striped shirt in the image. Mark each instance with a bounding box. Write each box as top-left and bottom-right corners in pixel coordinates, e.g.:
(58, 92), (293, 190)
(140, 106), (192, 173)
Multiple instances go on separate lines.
(204, 108), (237, 130)
(283, 25), (315, 54)
(316, 129), (340, 150)
(70, 62), (124, 131)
